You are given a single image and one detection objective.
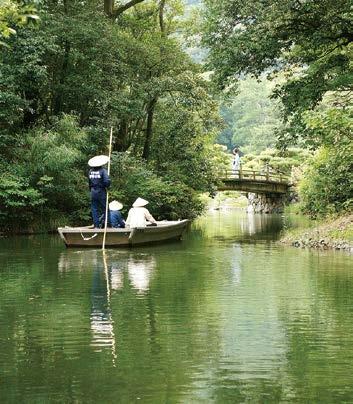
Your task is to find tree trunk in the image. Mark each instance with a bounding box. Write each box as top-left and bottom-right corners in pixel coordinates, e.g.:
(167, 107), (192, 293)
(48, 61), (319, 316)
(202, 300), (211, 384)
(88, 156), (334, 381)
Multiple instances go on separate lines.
(159, 0), (166, 35)
(142, 98), (157, 160)
(115, 120), (129, 151)
(53, 40), (70, 115)
(52, 0), (70, 115)
(104, 0), (114, 16)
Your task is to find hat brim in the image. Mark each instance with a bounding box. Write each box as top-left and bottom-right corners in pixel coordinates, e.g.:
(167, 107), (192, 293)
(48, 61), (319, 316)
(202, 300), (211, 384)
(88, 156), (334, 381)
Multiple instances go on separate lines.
(88, 155), (109, 167)
(133, 198), (149, 207)
(109, 201), (123, 210)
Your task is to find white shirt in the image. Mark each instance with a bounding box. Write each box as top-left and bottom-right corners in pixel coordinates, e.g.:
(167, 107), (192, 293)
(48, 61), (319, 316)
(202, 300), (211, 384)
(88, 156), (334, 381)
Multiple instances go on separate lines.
(232, 153), (241, 170)
(125, 207), (156, 229)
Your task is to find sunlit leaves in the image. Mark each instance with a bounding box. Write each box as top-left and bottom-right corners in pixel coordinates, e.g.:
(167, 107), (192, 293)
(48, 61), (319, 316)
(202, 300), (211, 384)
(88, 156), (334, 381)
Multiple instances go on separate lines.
(0, 0), (39, 44)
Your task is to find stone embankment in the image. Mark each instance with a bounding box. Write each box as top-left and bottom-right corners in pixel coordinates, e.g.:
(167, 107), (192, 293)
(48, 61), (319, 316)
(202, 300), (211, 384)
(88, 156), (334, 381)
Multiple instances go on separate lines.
(281, 214), (353, 252)
(246, 186), (298, 214)
(246, 192), (285, 214)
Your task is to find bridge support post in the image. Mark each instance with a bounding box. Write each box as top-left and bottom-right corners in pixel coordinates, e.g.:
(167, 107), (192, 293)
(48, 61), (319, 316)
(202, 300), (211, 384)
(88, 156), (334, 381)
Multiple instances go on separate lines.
(246, 192), (286, 214)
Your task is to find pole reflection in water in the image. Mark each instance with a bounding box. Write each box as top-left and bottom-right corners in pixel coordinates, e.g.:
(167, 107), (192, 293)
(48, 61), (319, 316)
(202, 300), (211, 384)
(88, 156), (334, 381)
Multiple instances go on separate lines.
(90, 252), (117, 365)
(58, 249), (157, 366)
(2, 210), (353, 402)
(58, 250), (118, 364)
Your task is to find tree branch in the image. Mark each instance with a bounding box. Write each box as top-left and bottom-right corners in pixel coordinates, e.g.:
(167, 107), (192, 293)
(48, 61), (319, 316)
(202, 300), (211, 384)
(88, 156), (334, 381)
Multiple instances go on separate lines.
(113, 0), (147, 18)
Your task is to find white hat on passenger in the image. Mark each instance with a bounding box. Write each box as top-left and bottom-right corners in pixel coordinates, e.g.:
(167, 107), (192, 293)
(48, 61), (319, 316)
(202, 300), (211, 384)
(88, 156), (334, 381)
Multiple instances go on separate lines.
(109, 200), (123, 211)
(88, 155), (109, 167)
(133, 197), (149, 207)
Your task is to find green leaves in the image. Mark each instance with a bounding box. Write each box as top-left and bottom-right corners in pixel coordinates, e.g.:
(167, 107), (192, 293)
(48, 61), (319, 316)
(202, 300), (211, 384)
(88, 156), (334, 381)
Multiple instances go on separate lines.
(0, 0), (222, 231)
(299, 144), (353, 217)
(0, 173), (45, 229)
(0, 0), (39, 43)
(109, 153), (205, 220)
(203, 0), (352, 144)
(218, 76), (282, 153)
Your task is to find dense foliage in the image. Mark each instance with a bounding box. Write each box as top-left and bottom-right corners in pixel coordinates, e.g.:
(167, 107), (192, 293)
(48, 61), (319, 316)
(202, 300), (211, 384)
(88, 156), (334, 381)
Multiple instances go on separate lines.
(299, 102), (353, 217)
(203, 0), (352, 140)
(203, 0), (353, 216)
(0, 0), (222, 232)
(217, 77), (281, 152)
(0, 0), (38, 45)
(242, 148), (311, 175)
(108, 153), (205, 220)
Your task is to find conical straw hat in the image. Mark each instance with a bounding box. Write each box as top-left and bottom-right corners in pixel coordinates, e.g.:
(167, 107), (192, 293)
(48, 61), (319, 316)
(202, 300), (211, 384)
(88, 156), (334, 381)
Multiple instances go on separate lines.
(133, 197), (149, 207)
(109, 200), (123, 211)
(88, 155), (109, 167)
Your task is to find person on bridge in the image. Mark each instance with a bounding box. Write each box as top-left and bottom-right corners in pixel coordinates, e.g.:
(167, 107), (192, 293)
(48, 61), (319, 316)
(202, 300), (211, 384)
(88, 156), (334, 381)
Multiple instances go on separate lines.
(232, 147), (242, 171)
(88, 155), (111, 228)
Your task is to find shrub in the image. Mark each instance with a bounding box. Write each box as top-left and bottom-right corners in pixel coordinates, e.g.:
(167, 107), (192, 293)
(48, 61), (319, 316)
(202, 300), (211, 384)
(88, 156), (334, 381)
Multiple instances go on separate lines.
(0, 173), (45, 230)
(299, 145), (353, 217)
(110, 153), (205, 220)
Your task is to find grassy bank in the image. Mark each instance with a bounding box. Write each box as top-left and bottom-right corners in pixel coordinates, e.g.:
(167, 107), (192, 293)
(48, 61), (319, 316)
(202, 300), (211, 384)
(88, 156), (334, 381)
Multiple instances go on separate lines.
(281, 214), (353, 252)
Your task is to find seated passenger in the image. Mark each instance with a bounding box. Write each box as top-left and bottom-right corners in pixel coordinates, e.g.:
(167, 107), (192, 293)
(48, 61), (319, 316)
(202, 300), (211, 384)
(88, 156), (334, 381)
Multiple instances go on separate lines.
(126, 198), (157, 229)
(109, 200), (125, 228)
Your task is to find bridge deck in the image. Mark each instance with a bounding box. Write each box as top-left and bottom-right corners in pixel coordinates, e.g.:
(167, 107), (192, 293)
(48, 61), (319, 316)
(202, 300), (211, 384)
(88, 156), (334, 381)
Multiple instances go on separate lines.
(219, 169), (290, 194)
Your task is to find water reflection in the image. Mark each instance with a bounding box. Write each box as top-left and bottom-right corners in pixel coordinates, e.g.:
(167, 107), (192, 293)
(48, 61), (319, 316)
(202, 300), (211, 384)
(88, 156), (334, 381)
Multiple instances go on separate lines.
(58, 249), (100, 273)
(110, 266), (124, 291)
(194, 210), (284, 243)
(1, 211), (353, 402)
(90, 258), (116, 359)
(127, 256), (156, 294)
(230, 245), (242, 284)
(57, 250), (157, 363)
(58, 251), (156, 295)
(246, 212), (256, 235)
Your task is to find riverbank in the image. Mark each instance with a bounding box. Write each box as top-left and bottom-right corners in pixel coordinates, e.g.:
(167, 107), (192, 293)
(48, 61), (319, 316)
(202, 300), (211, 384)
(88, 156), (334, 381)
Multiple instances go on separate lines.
(281, 214), (353, 252)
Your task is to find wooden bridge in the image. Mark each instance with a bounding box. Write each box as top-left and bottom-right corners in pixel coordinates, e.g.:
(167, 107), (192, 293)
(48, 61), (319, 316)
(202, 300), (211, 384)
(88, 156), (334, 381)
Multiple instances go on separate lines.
(219, 167), (290, 194)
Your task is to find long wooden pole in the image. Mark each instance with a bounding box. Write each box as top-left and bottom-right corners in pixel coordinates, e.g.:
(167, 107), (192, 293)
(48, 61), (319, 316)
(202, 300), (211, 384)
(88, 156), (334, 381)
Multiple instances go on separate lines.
(102, 127), (113, 251)
(101, 127), (116, 365)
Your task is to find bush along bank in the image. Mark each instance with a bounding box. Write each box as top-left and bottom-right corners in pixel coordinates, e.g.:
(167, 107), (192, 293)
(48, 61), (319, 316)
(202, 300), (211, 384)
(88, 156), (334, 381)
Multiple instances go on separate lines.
(281, 214), (353, 252)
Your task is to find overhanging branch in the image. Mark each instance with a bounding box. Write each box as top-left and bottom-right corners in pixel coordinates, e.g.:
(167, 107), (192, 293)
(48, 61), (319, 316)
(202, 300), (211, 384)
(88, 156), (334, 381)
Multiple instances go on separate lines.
(113, 0), (147, 18)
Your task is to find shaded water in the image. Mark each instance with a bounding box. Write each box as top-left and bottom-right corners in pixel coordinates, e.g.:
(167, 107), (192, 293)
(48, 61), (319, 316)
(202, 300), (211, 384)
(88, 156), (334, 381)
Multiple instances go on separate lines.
(1, 211), (353, 403)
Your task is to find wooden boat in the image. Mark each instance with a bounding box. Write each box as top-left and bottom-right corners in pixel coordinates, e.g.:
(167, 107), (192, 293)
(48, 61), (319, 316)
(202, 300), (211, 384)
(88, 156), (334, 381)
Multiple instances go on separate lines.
(58, 220), (190, 248)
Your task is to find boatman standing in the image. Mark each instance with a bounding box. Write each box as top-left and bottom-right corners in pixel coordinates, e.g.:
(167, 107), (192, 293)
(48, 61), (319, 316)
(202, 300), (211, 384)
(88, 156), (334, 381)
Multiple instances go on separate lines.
(88, 155), (111, 228)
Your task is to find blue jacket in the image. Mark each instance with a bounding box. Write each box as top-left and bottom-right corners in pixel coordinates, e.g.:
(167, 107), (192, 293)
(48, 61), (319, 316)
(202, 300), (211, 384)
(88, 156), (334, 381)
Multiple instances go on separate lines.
(109, 210), (125, 228)
(88, 167), (110, 192)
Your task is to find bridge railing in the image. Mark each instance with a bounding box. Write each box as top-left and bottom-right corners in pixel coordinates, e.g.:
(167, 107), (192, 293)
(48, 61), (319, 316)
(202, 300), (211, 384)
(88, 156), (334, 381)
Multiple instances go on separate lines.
(221, 166), (290, 184)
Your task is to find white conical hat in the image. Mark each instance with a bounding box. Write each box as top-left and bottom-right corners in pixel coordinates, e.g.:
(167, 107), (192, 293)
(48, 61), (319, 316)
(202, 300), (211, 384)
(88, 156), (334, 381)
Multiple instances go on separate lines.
(109, 200), (123, 211)
(133, 197), (149, 207)
(88, 155), (109, 167)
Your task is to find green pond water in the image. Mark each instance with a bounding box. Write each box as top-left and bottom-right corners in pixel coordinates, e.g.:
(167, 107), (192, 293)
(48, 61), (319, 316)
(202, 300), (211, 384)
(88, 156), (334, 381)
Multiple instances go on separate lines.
(1, 210), (353, 403)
